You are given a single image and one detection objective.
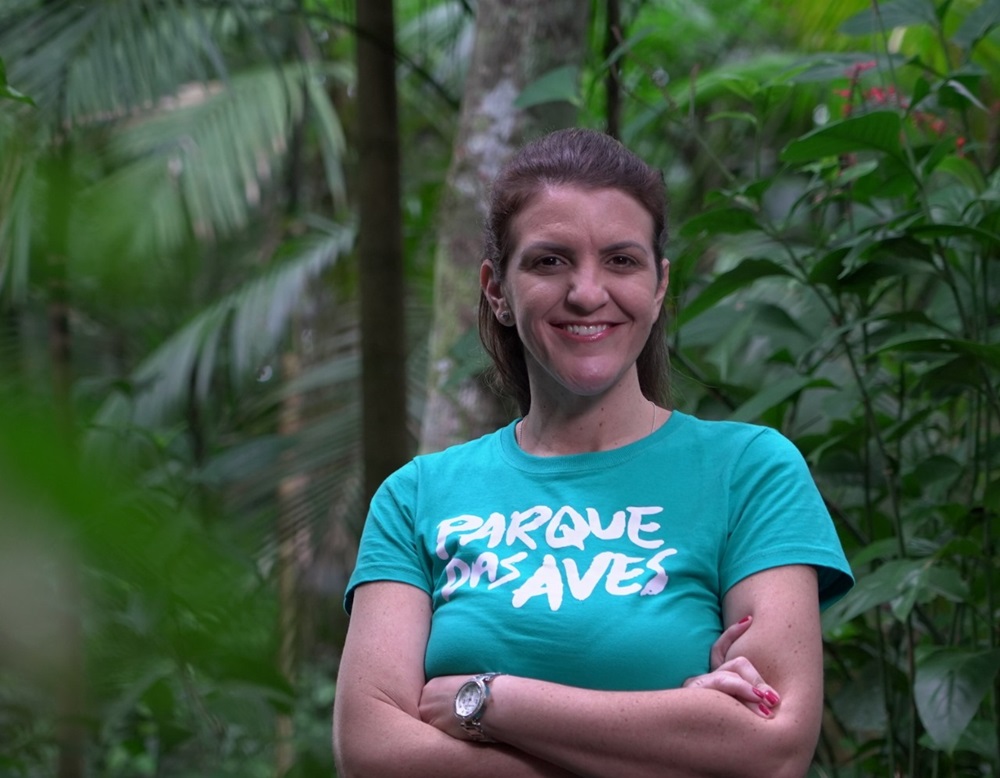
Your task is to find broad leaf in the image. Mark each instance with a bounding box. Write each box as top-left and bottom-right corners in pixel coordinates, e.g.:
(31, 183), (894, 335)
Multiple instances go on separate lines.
(781, 111), (904, 163)
(707, 110), (758, 127)
(840, 0), (939, 37)
(677, 258), (790, 326)
(823, 558), (941, 628)
(933, 155), (987, 193)
(714, 75), (760, 101)
(909, 223), (1000, 246)
(787, 53), (891, 84)
(515, 65), (580, 109)
(951, 0), (1000, 51)
(0, 56), (33, 105)
(938, 76), (988, 111)
(729, 375), (836, 423)
(870, 336), (1000, 370)
(679, 206), (761, 238)
(914, 648), (1000, 752)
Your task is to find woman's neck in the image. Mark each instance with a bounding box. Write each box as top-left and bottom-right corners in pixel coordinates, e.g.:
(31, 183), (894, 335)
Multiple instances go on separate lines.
(516, 391), (667, 456)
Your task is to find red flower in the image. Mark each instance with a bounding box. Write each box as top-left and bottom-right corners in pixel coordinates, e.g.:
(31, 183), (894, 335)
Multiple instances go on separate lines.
(847, 60), (877, 78)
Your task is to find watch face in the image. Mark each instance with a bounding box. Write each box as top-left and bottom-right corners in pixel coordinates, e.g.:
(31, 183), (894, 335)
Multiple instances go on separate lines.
(455, 681), (483, 718)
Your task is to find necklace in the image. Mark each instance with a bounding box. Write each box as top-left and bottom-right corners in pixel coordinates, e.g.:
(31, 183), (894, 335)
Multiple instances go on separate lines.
(515, 401), (658, 449)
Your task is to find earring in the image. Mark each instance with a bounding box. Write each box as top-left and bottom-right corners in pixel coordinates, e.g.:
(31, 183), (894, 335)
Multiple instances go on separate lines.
(499, 310), (511, 323)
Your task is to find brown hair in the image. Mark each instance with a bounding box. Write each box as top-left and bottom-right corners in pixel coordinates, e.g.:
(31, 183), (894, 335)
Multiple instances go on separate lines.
(478, 128), (671, 415)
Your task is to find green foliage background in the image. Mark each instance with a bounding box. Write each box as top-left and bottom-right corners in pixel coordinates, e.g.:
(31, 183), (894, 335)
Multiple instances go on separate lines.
(1, 1), (998, 776)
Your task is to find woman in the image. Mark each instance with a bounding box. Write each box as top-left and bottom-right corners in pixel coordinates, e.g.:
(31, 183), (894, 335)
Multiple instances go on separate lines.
(333, 129), (853, 778)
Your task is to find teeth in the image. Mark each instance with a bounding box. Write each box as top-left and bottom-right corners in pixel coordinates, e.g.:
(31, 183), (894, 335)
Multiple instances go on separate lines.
(564, 324), (609, 335)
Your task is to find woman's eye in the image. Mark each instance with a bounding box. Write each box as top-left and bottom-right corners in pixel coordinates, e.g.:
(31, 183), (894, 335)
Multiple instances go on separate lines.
(536, 255), (562, 267)
(609, 254), (637, 267)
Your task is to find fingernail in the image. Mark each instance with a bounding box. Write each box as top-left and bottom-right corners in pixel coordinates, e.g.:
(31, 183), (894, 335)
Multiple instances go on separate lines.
(752, 687), (765, 699)
(764, 691), (780, 706)
(758, 703), (772, 717)
(738, 616), (751, 624)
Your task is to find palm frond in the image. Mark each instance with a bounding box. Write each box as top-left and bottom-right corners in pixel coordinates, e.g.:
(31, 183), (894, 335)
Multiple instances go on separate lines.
(0, 0), (230, 124)
(397, 0), (474, 100)
(75, 62), (348, 261)
(0, 127), (35, 303)
(87, 225), (355, 448)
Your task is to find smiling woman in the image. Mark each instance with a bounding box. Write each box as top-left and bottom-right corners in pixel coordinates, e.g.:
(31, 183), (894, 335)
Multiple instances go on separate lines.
(482, 184), (667, 449)
(333, 129), (854, 778)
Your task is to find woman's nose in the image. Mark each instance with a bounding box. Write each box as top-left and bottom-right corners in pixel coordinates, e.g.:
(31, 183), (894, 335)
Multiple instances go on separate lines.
(565, 265), (609, 311)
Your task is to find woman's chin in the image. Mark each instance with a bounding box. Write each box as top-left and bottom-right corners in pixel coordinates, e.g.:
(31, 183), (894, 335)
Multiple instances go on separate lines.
(552, 373), (628, 401)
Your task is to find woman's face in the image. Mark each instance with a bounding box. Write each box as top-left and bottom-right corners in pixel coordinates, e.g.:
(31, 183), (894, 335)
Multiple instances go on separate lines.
(486, 184), (668, 406)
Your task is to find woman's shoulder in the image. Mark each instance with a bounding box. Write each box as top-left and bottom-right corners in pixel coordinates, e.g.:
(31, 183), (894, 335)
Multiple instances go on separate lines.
(670, 411), (791, 450)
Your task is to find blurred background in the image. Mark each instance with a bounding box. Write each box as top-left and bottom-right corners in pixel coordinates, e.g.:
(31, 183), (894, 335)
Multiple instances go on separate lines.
(0, 1), (997, 776)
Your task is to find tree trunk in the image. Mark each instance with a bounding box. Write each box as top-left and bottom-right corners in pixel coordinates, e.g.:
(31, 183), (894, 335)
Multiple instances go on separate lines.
(603, 0), (622, 139)
(419, 0), (591, 454)
(275, 351), (306, 776)
(355, 0), (410, 503)
(42, 144), (85, 778)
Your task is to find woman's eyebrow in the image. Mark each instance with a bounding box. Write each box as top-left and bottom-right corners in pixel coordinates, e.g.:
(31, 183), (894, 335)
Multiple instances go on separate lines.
(601, 240), (650, 254)
(520, 240), (649, 255)
(520, 240), (572, 254)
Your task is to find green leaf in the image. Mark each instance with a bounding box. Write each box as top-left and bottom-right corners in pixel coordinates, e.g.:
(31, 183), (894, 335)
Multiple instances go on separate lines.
(914, 648), (1000, 752)
(780, 111), (904, 163)
(851, 152), (914, 198)
(916, 354), (985, 395)
(729, 375), (836, 423)
(870, 336), (1000, 369)
(836, 159), (880, 184)
(0, 57), (33, 105)
(910, 223), (1000, 246)
(938, 77), (987, 111)
(921, 564), (969, 604)
(840, 0), (939, 37)
(677, 258), (791, 326)
(707, 110), (758, 127)
(787, 53), (884, 84)
(679, 206), (761, 238)
(986, 478), (1000, 513)
(910, 75), (932, 108)
(715, 75), (759, 101)
(822, 558), (928, 627)
(514, 65), (580, 109)
(951, 0), (1000, 51)
(932, 155), (987, 193)
(600, 25), (656, 69)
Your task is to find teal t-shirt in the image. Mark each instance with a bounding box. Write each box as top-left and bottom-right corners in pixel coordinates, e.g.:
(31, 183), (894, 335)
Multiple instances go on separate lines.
(345, 411), (853, 691)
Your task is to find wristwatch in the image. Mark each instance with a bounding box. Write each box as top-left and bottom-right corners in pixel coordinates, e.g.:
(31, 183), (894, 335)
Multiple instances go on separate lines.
(453, 672), (503, 742)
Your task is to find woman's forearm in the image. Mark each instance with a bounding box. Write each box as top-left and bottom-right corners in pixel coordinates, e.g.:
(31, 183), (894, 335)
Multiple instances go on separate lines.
(481, 677), (814, 778)
(470, 567), (826, 778)
(333, 692), (578, 778)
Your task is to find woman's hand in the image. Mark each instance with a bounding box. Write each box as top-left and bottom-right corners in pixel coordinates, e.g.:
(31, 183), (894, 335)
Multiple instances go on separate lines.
(682, 615), (782, 719)
(419, 675), (474, 740)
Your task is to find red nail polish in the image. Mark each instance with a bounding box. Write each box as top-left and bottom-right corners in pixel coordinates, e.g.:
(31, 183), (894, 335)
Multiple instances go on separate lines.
(758, 703), (772, 717)
(738, 616), (751, 624)
(752, 687), (765, 699)
(764, 691), (779, 706)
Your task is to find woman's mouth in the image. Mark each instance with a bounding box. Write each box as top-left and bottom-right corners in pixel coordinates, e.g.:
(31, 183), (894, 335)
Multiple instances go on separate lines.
(562, 323), (611, 336)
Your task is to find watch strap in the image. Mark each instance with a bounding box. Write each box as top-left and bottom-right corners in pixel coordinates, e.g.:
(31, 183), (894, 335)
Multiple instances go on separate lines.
(457, 672), (502, 743)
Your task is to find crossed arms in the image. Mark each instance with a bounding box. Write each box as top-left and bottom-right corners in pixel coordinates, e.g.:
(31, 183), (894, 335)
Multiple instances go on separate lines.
(332, 564), (823, 778)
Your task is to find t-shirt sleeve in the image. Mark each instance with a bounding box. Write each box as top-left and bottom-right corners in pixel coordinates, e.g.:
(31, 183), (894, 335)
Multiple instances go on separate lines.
(721, 427), (854, 608)
(344, 460), (433, 613)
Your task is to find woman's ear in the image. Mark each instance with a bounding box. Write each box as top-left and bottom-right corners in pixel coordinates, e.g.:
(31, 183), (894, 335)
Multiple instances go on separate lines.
(655, 258), (670, 306)
(481, 260), (512, 324)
